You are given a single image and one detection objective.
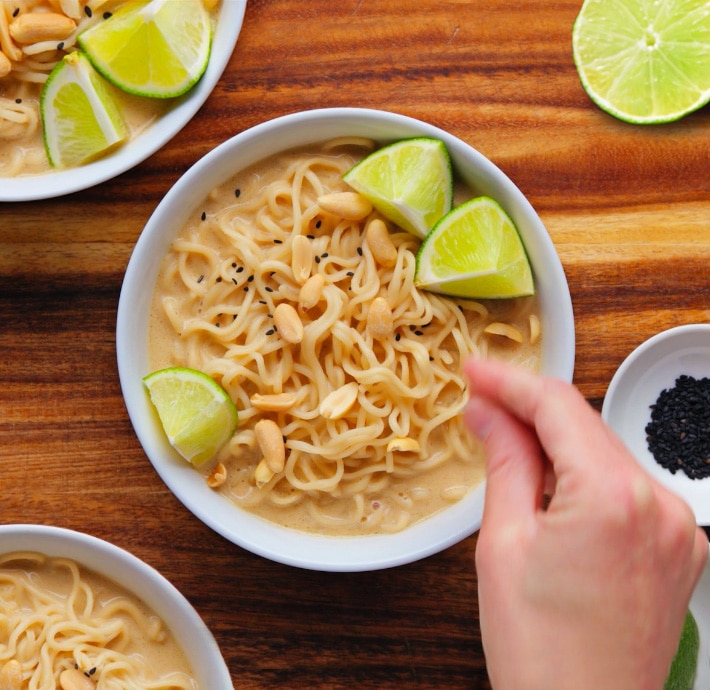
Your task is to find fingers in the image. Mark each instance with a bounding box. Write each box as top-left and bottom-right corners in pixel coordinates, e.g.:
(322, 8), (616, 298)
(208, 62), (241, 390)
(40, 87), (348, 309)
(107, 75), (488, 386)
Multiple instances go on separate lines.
(464, 394), (546, 530)
(463, 357), (634, 481)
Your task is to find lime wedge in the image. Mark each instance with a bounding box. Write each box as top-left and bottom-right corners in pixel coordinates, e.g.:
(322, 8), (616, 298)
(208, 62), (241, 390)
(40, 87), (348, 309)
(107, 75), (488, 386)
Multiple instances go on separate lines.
(414, 196), (534, 299)
(572, 0), (710, 124)
(143, 367), (238, 467)
(343, 137), (453, 239)
(40, 51), (128, 168)
(664, 610), (699, 690)
(78, 0), (213, 98)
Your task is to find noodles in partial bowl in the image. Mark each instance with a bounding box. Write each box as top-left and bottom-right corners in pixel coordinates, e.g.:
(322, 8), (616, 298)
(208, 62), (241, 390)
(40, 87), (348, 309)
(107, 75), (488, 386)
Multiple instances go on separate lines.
(117, 108), (576, 571)
(0, 524), (232, 689)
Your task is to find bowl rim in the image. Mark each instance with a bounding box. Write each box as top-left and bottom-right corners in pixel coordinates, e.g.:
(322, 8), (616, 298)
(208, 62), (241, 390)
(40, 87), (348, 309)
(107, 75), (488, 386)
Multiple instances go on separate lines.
(602, 322), (710, 525)
(0, 523), (232, 686)
(116, 106), (575, 571)
(0, 0), (247, 202)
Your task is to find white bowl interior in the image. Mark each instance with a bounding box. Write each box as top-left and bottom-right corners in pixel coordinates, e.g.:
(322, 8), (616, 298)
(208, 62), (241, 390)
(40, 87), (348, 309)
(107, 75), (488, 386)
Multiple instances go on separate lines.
(602, 323), (710, 525)
(0, 524), (232, 687)
(117, 107), (575, 571)
(0, 0), (246, 201)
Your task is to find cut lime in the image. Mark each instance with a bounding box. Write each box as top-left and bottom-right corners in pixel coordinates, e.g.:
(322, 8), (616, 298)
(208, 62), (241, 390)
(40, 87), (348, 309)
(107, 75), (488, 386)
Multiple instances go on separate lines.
(414, 196), (534, 299)
(40, 51), (128, 168)
(664, 610), (699, 690)
(572, 0), (710, 124)
(78, 0), (213, 98)
(143, 367), (238, 467)
(343, 137), (453, 239)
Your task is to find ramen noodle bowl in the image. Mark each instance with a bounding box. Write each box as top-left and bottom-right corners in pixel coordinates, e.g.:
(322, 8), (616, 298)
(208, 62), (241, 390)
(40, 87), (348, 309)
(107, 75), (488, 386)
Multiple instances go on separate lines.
(0, 524), (232, 689)
(117, 108), (576, 571)
(0, 0), (246, 201)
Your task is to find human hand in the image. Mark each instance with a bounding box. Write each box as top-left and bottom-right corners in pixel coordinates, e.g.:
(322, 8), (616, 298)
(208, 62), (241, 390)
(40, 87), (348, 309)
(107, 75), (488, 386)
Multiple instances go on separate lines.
(463, 358), (708, 690)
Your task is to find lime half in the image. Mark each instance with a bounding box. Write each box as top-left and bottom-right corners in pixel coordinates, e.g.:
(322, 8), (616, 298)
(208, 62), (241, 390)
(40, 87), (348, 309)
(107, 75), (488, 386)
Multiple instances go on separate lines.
(143, 367), (238, 467)
(414, 196), (534, 299)
(343, 137), (453, 239)
(572, 0), (710, 124)
(78, 0), (213, 98)
(664, 610), (699, 690)
(40, 51), (128, 168)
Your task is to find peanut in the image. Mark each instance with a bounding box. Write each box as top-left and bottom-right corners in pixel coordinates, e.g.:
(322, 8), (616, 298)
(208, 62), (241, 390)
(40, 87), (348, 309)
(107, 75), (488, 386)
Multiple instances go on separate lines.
(298, 274), (324, 311)
(366, 296), (394, 340)
(483, 322), (523, 343)
(59, 668), (95, 690)
(272, 303), (304, 344)
(529, 314), (541, 345)
(366, 219), (397, 268)
(250, 392), (298, 412)
(291, 235), (312, 284)
(317, 192), (372, 221)
(207, 463), (227, 488)
(254, 458), (274, 487)
(386, 437), (421, 453)
(0, 660), (22, 690)
(319, 382), (359, 420)
(9, 13), (76, 44)
(254, 419), (285, 473)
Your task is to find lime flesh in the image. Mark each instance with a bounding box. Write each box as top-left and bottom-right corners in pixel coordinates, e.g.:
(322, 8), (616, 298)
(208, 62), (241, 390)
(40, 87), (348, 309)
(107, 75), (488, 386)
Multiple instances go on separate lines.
(414, 196), (534, 299)
(343, 137), (453, 239)
(78, 0), (213, 98)
(572, 0), (710, 124)
(40, 51), (128, 168)
(143, 367), (238, 467)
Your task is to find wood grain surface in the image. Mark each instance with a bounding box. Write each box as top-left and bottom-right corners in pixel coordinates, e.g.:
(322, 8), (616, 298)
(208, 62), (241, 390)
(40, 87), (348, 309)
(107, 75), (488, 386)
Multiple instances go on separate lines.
(1, 1), (709, 688)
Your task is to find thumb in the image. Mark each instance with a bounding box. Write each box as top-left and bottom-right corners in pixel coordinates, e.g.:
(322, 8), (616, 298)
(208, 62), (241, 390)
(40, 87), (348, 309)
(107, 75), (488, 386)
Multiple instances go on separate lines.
(465, 395), (546, 531)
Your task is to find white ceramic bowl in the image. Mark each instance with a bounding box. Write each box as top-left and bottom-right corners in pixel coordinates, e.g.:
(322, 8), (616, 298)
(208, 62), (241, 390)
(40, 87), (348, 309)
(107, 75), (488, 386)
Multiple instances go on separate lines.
(0, 523), (232, 687)
(116, 107), (576, 571)
(602, 323), (710, 525)
(0, 0), (246, 202)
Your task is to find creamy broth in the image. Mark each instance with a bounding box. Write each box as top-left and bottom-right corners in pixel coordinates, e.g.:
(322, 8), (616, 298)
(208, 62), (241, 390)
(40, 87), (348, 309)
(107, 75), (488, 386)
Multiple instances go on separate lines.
(0, 552), (198, 689)
(148, 142), (542, 536)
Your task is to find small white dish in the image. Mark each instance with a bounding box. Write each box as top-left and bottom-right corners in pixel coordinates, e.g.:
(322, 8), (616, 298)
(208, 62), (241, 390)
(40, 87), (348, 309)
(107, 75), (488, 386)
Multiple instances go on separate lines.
(602, 324), (710, 525)
(0, 0), (246, 202)
(0, 523), (232, 688)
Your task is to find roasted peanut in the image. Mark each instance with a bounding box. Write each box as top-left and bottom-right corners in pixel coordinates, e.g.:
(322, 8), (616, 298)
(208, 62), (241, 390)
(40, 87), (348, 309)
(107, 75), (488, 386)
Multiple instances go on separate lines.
(254, 419), (285, 473)
(291, 235), (312, 284)
(483, 322), (523, 343)
(0, 52), (11, 80)
(254, 458), (274, 487)
(59, 668), (95, 690)
(319, 382), (359, 419)
(250, 392), (298, 411)
(317, 192), (372, 220)
(273, 302), (304, 344)
(207, 462), (227, 488)
(298, 273), (324, 311)
(529, 314), (541, 345)
(366, 296), (394, 340)
(0, 660), (22, 690)
(366, 219), (397, 267)
(9, 13), (76, 44)
(387, 437), (421, 453)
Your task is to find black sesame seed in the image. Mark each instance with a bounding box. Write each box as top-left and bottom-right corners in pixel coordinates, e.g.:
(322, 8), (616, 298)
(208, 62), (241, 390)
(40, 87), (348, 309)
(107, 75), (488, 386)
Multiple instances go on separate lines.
(645, 374), (710, 480)
(216, 277), (222, 283)
(235, 188), (241, 197)
(15, 98), (21, 104)
(231, 278), (238, 285)
(197, 274), (204, 283)
(264, 286), (274, 292)
(12, 7), (19, 16)
(315, 256), (321, 264)
(84, 5), (92, 16)
(201, 211), (206, 221)
(231, 262), (237, 268)
(266, 329), (275, 336)
(259, 300), (267, 305)
(395, 333), (401, 342)
(236, 266), (244, 273)
(346, 271), (354, 277)
(315, 220), (322, 229)
(357, 247), (363, 256)
(274, 239), (283, 244)
(414, 330), (424, 336)
(307, 234), (316, 239)
(243, 286), (249, 292)
(103, 11), (112, 19)
(247, 275), (255, 282)
(321, 252), (329, 258)
(57, 41), (64, 50)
